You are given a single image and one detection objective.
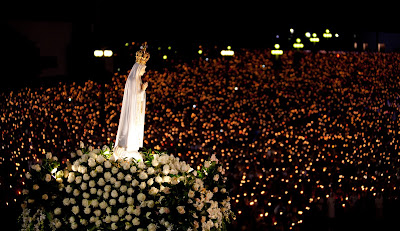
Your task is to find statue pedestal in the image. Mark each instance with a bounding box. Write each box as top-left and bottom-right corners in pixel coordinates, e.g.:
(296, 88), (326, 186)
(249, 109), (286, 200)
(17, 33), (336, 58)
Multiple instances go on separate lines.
(113, 146), (143, 162)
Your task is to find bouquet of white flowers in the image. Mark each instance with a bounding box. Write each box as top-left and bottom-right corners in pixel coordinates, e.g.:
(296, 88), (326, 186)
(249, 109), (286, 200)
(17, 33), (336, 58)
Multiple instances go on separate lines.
(19, 143), (234, 231)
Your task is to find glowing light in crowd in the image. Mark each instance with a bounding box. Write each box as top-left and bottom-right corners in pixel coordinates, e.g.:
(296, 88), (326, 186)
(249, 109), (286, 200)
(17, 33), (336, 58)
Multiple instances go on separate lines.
(221, 50), (234, 56)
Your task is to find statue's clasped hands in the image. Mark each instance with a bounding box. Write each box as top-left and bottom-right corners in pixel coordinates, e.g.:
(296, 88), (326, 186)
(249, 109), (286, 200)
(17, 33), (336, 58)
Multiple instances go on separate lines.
(142, 82), (148, 91)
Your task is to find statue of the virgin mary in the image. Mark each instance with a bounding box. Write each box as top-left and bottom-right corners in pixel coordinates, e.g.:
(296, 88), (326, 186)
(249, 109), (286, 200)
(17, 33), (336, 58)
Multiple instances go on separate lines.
(113, 44), (150, 161)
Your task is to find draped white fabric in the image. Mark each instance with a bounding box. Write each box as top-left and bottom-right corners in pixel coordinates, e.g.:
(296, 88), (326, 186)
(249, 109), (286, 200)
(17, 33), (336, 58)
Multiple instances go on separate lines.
(114, 63), (146, 160)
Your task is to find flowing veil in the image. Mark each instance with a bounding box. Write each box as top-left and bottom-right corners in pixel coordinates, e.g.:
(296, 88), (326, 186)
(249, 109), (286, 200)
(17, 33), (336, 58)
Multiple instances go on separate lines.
(114, 62), (146, 155)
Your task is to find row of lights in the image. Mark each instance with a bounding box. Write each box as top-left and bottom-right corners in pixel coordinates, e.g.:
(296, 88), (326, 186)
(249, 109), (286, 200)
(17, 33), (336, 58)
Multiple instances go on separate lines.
(272, 29), (340, 56)
(94, 50), (113, 58)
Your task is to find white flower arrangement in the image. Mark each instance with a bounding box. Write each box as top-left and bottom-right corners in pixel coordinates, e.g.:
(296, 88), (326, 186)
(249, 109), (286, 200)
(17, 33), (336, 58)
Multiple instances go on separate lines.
(18, 143), (234, 231)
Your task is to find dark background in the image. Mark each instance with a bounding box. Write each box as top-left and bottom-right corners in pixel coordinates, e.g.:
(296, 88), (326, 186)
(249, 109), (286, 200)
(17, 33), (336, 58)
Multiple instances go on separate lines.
(1, 2), (399, 91)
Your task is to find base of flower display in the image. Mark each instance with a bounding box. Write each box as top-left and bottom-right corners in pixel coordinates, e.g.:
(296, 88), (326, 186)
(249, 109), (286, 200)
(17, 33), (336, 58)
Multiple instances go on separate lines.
(113, 146), (143, 162)
(19, 143), (234, 231)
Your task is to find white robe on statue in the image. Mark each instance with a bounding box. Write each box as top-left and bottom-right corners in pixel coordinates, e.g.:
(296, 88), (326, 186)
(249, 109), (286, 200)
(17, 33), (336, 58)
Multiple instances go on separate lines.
(114, 63), (146, 161)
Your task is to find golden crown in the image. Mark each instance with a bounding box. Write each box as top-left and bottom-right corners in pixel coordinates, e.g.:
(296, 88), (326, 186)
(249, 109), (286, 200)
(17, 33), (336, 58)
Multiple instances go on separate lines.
(136, 42), (150, 65)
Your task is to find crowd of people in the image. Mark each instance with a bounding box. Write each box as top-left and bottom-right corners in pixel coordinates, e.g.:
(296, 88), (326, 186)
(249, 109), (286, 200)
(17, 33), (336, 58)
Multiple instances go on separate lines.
(2, 48), (400, 230)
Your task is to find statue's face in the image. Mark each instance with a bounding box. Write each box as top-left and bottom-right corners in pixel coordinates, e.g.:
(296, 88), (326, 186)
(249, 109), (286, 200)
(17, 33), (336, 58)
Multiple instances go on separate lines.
(139, 67), (146, 76)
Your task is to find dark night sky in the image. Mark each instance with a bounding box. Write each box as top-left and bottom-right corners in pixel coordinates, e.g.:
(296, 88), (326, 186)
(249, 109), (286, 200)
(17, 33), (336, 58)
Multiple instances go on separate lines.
(4, 1), (398, 42)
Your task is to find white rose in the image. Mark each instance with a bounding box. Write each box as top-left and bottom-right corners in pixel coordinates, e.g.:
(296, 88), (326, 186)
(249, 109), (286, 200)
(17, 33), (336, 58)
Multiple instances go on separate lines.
(147, 167), (155, 175)
(151, 159), (159, 167)
(72, 206), (79, 215)
(124, 174), (132, 182)
(82, 191), (90, 198)
(162, 165), (170, 175)
(95, 220), (102, 227)
(75, 176), (82, 184)
(104, 172), (112, 181)
(99, 201), (107, 209)
(130, 166), (137, 173)
(171, 177), (179, 185)
(114, 181), (121, 188)
(131, 179), (139, 187)
(147, 178), (154, 186)
(110, 177), (116, 185)
(148, 187), (159, 196)
(181, 163), (190, 172)
(139, 171), (148, 180)
(111, 215), (119, 222)
(109, 199), (116, 206)
(155, 175), (163, 183)
(95, 165), (103, 173)
(127, 197), (134, 205)
(176, 205), (185, 214)
(46, 152), (52, 159)
(80, 182), (87, 191)
(94, 209), (101, 217)
(96, 155), (105, 164)
(159, 155), (169, 165)
(137, 193), (146, 202)
(98, 178), (106, 186)
(161, 207), (170, 214)
(138, 161), (146, 169)
(45, 174), (51, 182)
(162, 186), (171, 194)
(117, 172), (125, 181)
(63, 198), (70, 206)
(106, 207), (112, 214)
(139, 182), (146, 190)
(104, 160), (111, 168)
(111, 190), (118, 198)
(89, 180), (96, 188)
(148, 223), (157, 231)
(55, 219), (62, 228)
(127, 187), (134, 195)
(91, 199), (99, 207)
(118, 195), (126, 204)
(120, 185), (127, 193)
(25, 172), (32, 179)
(83, 173), (90, 181)
(73, 189), (80, 197)
(213, 174), (220, 181)
(111, 167), (119, 175)
(127, 205), (134, 214)
(125, 214), (132, 221)
(71, 222), (78, 230)
(84, 207), (91, 214)
(66, 185), (73, 193)
(104, 185), (112, 192)
(118, 208), (125, 217)
(147, 200), (155, 208)
(42, 194), (48, 200)
(82, 199), (89, 207)
(162, 176), (171, 183)
(103, 191), (110, 200)
(122, 162), (130, 171)
(188, 190), (195, 198)
(88, 158), (96, 167)
(132, 217), (140, 226)
(77, 150), (83, 156)
(67, 172), (75, 183)
(133, 207), (141, 216)
(70, 198), (76, 204)
(104, 215), (111, 223)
